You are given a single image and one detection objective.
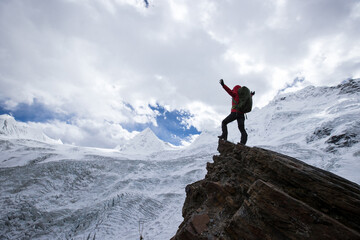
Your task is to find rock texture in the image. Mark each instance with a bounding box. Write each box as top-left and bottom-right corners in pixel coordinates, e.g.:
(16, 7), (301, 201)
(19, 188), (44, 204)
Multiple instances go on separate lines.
(171, 140), (360, 240)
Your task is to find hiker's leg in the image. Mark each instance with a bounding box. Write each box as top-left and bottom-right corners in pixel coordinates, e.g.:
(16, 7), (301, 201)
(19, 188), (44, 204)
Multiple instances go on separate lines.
(237, 113), (248, 145)
(220, 112), (237, 140)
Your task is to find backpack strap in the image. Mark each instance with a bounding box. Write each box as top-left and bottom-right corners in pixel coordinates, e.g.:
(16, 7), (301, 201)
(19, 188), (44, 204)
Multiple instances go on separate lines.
(232, 98), (237, 109)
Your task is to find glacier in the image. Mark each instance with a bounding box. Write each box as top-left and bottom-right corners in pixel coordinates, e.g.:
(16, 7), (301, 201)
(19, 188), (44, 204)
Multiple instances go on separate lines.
(0, 79), (359, 239)
(0, 116), (216, 240)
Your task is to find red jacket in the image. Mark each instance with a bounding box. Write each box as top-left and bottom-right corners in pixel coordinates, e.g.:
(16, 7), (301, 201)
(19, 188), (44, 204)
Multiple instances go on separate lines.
(223, 84), (241, 113)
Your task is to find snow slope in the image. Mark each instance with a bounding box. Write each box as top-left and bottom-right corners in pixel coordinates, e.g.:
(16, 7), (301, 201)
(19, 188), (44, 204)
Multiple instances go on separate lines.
(246, 79), (360, 183)
(0, 137), (212, 239)
(0, 79), (359, 239)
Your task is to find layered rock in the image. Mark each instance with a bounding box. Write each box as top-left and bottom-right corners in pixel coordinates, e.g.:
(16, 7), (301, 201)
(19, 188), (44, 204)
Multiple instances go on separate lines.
(171, 140), (360, 240)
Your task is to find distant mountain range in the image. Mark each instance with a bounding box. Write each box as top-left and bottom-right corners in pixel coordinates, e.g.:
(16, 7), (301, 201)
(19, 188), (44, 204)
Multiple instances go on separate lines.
(1, 79), (359, 181)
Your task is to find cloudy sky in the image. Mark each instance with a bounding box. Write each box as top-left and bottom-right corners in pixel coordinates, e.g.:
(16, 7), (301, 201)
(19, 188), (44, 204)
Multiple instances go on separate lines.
(0, 0), (359, 147)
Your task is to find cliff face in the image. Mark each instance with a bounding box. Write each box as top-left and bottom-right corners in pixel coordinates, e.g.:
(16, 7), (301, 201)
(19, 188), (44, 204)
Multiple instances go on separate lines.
(171, 140), (360, 240)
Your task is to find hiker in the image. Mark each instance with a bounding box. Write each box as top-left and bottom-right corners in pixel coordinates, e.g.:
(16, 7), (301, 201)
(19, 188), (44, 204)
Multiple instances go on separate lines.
(218, 79), (254, 145)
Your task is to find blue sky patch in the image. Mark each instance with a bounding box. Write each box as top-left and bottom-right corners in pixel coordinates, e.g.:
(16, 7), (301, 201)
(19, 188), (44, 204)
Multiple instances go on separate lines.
(122, 103), (201, 145)
(0, 98), (71, 123)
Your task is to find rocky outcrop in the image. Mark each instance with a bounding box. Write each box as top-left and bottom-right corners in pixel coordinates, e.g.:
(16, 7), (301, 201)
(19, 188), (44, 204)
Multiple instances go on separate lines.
(338, 78), (360, 94)
(171, 140), (360, 240)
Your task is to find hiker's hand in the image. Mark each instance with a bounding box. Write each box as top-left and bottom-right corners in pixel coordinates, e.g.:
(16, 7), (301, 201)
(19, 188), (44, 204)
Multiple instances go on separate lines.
(219, 79), (224, 86)
(251, 91), (255, 96)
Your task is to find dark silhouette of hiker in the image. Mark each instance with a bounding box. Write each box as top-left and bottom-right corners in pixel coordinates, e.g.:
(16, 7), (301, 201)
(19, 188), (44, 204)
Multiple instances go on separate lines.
(218, 79), (253, 145)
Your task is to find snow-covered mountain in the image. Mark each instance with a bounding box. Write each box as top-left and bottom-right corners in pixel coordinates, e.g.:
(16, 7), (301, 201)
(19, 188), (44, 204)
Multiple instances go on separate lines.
(116, 128), (174, 154)
(248, 78), (360, 148)
(245, 78), (360, 182)
(0, 114), (62, 144)
(0, 79), (359, 240)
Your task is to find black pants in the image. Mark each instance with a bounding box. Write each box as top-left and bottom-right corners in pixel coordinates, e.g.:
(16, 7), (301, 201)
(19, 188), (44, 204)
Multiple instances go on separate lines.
(221, 112), (248, 144)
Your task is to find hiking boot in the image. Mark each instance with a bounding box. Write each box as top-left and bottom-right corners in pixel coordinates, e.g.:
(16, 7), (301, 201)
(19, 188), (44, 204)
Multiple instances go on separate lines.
(218, 135), (227, 141)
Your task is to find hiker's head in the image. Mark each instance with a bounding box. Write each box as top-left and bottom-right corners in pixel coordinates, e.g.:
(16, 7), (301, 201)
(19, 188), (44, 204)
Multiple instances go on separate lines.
(232, 85), (241, 92)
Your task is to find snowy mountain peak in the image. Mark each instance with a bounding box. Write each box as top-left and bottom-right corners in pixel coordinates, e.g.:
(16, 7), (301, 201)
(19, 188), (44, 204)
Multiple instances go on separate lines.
(118, 128), (173, 154)
(0, 114), (62, 144)
(137, 127), (157, 138)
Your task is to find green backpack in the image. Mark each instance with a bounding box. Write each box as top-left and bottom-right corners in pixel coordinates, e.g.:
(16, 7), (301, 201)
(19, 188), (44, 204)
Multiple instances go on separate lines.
(233, 86), (253, 113)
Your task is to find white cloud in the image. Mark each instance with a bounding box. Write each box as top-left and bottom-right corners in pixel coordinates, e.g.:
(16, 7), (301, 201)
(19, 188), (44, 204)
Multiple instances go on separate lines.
(224, 50), (265, 75)
(185, 101), (223, 130)
(266, 0), (289, 29)
(300, 34), (360, 84)
(169, 0), (188, 22)
(1, 0), (359, 147)
(350, 2), (360, 19)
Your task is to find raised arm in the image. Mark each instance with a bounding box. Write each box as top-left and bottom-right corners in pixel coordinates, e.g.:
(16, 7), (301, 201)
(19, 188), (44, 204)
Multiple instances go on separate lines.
(220, 79), (236, 98)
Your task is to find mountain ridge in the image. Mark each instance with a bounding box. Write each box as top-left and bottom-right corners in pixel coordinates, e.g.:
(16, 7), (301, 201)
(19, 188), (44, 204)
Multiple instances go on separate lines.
(0, 114), (62, 144)
(243, 78), (360, 183)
